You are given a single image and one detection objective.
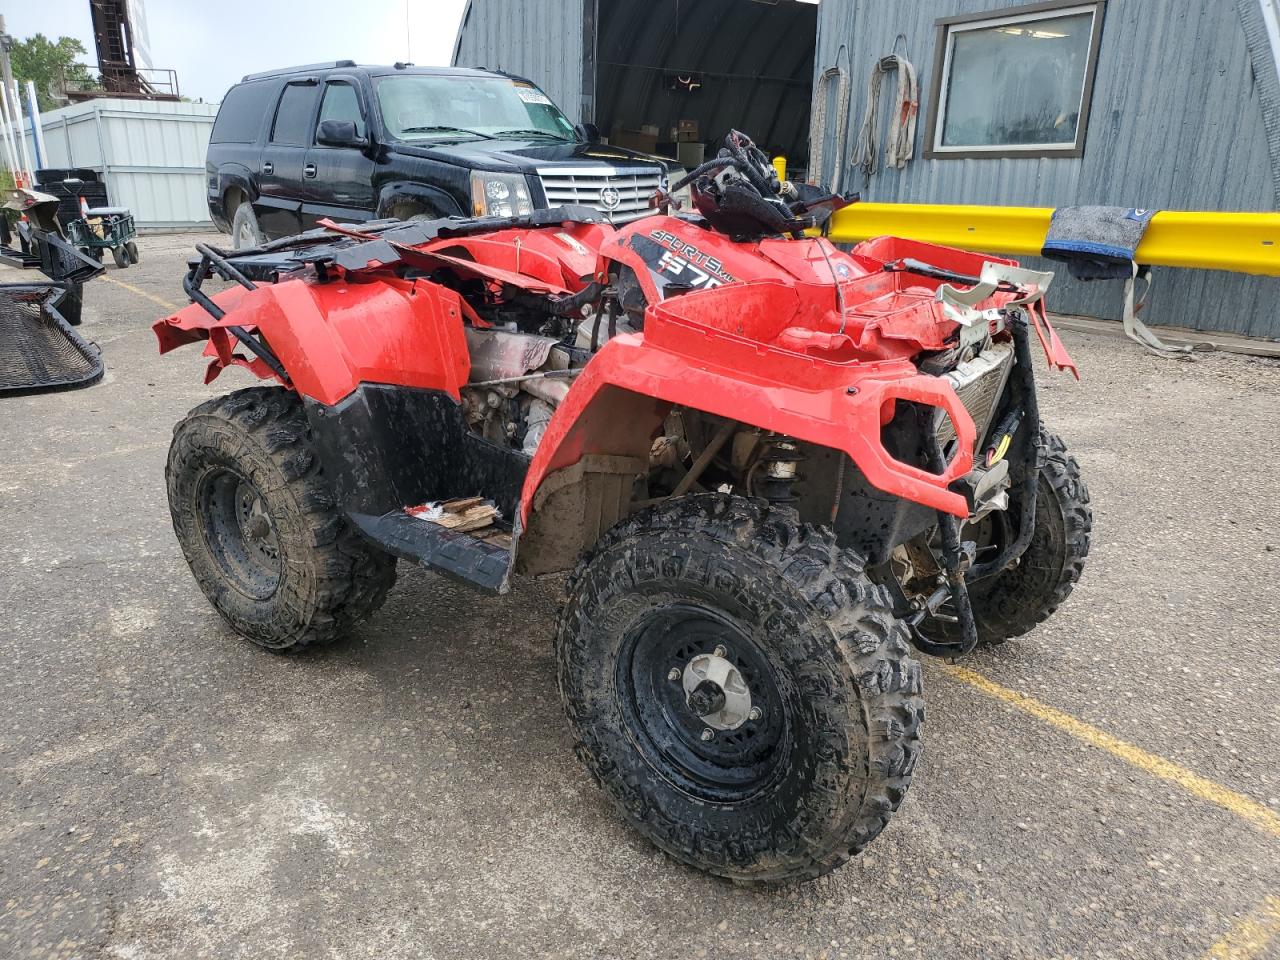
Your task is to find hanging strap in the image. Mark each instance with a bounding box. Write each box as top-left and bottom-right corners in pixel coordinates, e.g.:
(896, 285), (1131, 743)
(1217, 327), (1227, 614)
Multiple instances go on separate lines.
(809, 61), (851, 193)
(851, 54), (919, 179)
(1120, 264), (1210, 356)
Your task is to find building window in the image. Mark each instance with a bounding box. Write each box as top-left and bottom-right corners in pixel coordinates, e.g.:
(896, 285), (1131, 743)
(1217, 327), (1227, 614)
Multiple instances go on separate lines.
(925, 0), (1106, 159)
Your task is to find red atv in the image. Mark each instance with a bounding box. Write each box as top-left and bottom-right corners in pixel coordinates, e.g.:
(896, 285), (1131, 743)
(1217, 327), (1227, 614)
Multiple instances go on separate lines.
(155, 132), (1090, 882)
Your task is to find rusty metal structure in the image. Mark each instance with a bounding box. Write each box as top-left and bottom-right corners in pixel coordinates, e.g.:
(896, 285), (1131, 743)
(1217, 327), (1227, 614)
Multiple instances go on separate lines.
(67, 0), (178, 102)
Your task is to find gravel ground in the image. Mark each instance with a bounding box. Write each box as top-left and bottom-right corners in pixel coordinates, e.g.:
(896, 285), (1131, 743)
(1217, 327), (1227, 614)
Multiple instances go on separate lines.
(1, 233), (1278, 960)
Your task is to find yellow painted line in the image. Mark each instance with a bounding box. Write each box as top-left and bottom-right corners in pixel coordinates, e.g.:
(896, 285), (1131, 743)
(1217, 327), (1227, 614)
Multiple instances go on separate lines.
(1203, 896), (1280, 960)
(943, 665), (1280, 839)
(100, 275), (179, 313)
(826, 203), (1280, 277)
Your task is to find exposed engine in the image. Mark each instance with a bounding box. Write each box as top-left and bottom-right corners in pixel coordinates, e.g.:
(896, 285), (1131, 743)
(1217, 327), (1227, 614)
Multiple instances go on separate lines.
(461, 326), (580, 456)
(458, 272), (646, 458)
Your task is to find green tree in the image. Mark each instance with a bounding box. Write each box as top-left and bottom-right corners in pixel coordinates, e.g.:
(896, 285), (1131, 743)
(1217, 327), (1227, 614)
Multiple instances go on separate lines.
(9, 34), (96, 111)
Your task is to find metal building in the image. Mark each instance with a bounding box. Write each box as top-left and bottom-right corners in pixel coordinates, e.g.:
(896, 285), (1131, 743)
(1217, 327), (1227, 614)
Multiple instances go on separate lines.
(454, 0), (819, 168)
(22, 97), (217, 228)
(455, 0), (1280, 337)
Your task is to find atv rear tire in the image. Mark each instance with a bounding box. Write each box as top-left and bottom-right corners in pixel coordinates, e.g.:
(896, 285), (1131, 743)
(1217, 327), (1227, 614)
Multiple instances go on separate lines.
(931, 428), (1091, 648)
(166, 387), (397, 652)
(557, 494), (923, 882)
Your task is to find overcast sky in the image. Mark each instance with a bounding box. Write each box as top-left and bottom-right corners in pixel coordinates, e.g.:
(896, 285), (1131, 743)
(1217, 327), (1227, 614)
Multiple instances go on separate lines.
(3, 0), (469, 103)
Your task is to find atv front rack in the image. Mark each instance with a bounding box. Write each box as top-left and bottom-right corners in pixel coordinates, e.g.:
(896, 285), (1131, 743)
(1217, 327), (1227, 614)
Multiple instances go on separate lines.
(182, 244), (291, 383)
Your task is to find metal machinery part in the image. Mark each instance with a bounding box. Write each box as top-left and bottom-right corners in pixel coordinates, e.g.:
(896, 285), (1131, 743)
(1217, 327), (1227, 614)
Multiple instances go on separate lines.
(461, 327), (578, 454)
(936, 341), (1014, 451)
(752, 436), (806, 504)
(199, 470), (282, 601)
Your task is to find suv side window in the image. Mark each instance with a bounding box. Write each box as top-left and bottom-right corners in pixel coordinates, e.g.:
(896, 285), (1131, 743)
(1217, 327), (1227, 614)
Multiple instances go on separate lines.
(317, 81), (365, 139)
(271, 81), (319, 146)
(211, 80), (276, 143)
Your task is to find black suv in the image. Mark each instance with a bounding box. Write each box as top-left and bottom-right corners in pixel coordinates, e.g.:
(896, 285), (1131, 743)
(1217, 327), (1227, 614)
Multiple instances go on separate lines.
(207, 62), (677, 247)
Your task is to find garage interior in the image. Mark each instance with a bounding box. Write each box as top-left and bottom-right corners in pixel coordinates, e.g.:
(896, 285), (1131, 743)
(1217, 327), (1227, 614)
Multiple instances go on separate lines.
(592, 0), (819, 177)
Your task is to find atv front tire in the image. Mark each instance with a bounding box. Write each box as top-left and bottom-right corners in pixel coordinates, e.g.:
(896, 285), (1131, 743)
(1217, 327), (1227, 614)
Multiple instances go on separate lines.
(557, 495), (923, 882)
(166, 387), (397, 652)
(932, 428), (1092, 648)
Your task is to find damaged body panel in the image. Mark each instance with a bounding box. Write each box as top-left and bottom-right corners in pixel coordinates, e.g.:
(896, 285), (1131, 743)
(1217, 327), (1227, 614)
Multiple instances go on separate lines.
(155, 194), (1075, 592)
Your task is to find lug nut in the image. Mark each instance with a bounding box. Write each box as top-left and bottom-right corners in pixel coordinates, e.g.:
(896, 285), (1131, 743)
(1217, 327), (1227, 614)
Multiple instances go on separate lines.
(713, 645), (728, 658)
(748, 707), (762, 721)
(700, 728), (715, 742)
(668, 667), (681, 682)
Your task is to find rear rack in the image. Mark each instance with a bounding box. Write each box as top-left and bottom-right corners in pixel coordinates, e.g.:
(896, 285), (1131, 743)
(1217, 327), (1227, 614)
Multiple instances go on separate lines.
(183, 244), (290, 383)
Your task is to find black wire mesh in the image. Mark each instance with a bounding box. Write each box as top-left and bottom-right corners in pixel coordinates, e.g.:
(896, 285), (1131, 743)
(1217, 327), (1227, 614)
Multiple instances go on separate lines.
(0, 284), (104, 395)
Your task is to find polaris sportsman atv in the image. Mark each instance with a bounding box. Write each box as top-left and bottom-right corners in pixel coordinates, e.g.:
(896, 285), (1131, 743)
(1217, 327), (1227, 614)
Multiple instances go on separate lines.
(155, 132), (1091, 882)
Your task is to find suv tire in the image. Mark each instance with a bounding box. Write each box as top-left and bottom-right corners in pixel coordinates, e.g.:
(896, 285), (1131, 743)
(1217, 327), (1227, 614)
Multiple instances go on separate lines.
(557, 494), (923, 882)
(167, 387), (398, 652)
(230, 202), (265, 250)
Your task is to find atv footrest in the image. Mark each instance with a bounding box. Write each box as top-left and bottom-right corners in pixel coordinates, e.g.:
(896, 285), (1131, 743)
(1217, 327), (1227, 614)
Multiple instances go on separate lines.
(348, 510), (512, 593)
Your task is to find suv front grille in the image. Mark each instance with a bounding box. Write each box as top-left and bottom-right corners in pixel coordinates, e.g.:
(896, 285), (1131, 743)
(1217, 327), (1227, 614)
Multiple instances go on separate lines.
(537, 165), (665, 224)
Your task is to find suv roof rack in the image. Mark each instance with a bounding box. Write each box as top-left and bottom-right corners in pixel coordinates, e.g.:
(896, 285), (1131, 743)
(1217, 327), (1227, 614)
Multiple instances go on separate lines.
(241, 60), (358, 82)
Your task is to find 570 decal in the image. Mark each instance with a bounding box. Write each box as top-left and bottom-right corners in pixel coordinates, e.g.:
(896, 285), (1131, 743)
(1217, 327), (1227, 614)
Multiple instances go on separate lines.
(648, 230), (737, 289)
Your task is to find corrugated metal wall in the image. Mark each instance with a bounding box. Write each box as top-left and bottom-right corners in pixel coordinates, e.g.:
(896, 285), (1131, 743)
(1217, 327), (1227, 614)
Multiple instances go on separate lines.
(22, 98), (217, 228)
(453, 0), (591, 123)
(815, 0), (1280, 337)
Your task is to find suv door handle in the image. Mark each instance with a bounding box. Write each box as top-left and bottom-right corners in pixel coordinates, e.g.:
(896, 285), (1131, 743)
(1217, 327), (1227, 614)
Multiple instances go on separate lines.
(304, 163), (317, 179)
(261, 161), (274, 175)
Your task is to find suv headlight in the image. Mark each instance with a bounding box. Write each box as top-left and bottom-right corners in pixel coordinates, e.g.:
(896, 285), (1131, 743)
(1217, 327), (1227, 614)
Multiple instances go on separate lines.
(471, 172), (534, 218)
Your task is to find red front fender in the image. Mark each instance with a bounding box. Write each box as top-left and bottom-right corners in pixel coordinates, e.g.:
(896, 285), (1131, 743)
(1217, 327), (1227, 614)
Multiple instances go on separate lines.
(521, 332), (977, 521)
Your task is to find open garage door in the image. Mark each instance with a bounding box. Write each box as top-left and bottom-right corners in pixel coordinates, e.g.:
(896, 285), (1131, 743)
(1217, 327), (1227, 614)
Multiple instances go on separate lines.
(592, 0), (818, 179)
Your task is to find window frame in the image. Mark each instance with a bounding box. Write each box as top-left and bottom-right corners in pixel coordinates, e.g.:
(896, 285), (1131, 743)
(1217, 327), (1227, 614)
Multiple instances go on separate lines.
(269, 78), (321, 147)
(314, 77), (370, 146)
(210, 80), (276, 145)
(924, 0), (1107, 160)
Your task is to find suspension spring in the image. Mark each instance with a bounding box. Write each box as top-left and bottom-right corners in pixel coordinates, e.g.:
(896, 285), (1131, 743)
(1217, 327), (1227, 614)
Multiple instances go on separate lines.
(753, 436), (807, 504)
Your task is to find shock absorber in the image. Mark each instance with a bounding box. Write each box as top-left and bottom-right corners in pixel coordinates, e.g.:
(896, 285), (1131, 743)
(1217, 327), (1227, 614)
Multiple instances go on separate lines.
(753, 436), (806, 504)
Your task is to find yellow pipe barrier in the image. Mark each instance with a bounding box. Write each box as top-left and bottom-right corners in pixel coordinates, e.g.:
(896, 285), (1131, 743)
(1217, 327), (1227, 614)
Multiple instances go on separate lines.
(826, 203), (1280, 278)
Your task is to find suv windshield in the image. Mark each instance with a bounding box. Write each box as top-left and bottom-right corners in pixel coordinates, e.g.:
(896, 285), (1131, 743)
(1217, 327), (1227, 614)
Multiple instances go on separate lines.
(376, 75), (577, 143)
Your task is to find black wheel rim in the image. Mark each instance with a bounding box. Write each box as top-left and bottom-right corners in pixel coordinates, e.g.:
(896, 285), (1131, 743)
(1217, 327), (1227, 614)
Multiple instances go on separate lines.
(616, 603), (789, 803)
(198, 469), (282, 601)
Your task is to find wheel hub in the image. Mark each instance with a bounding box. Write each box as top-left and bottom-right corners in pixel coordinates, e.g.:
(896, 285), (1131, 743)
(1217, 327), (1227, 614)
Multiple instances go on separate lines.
(617, 603), (788, 802)
(199, 469), (282, 600)
(238, 486), (275, 545)
(682, 652), (752, 730)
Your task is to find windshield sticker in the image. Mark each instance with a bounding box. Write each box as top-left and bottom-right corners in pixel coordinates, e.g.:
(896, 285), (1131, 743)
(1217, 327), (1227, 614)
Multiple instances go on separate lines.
(514, 87), (552, 106)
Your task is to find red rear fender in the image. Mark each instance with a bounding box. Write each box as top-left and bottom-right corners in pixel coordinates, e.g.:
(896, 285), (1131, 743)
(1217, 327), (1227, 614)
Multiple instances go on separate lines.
(153, 277), (472, 406)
